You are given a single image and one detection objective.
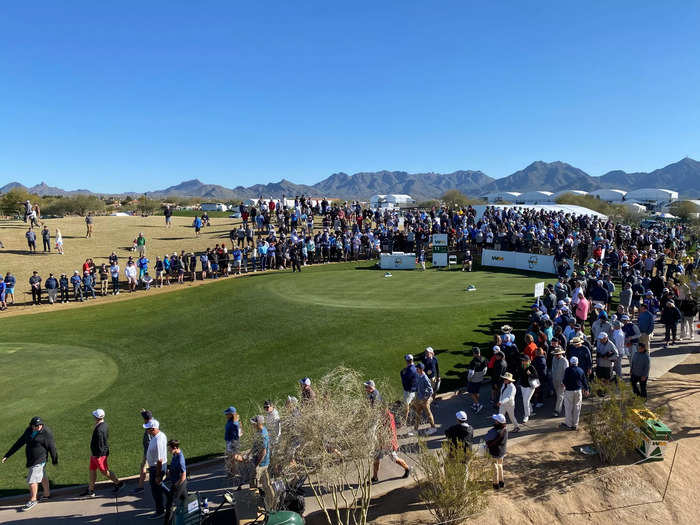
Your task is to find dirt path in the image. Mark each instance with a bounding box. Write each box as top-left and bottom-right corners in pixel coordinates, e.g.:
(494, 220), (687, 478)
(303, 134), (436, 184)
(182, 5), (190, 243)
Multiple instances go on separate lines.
(368, 349), (700, 525)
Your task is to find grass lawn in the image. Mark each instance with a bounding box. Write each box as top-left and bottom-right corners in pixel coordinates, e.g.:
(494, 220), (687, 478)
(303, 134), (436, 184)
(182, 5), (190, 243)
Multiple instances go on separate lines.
(0, 262), (544, 494)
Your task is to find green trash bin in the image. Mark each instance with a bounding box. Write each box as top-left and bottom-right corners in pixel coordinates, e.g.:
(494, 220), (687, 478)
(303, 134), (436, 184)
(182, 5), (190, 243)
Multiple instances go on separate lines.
(637, 419), (671, 461)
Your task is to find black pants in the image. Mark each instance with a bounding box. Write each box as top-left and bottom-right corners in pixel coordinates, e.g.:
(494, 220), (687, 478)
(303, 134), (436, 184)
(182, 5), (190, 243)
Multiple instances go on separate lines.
(148, 466), (165, 515)
(630, 374), (647, 399)
(60, 288), (69, 302)
(292, 259), (301, 272)
(31, 287), (41, 304)
(112, 276), (119, 293)
(43, 239), (50, 251)
(664, 324), (677, 342)
(163, 480), (187, 524)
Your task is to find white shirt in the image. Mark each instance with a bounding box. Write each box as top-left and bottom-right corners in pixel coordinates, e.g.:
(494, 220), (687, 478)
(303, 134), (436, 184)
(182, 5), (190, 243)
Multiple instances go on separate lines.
(146, 430), (168, 467)
(611, 328), (626, 356)
(499, 383), (516, 406)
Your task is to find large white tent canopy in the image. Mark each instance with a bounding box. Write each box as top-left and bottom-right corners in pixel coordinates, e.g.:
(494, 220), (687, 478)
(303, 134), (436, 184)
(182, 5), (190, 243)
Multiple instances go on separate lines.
(471, 203), (608, 219)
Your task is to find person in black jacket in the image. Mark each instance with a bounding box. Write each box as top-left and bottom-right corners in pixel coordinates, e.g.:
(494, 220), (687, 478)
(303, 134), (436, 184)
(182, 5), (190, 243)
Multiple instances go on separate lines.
(2, 416), (58, 512)
(444, 411), (473, 454)
(81, 409), (123, 497)
(484, 414), (508, 490)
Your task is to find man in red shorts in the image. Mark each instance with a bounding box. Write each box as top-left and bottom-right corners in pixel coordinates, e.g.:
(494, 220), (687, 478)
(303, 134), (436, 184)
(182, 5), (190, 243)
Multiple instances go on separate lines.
(81, 409), (123, 497)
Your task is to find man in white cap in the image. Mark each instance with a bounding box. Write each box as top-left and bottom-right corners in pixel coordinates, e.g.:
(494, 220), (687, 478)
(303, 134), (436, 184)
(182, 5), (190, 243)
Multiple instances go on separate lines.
(561, 357), (589, 430)
(144, 419), (168, 519)
(299, 377), (316, 403)
(81, 409), (123, 498)
(496, 372), (519, 433)
(444, 411), (474, 453)
(622, 314), (640, 370)
(550, 349), (568, 417)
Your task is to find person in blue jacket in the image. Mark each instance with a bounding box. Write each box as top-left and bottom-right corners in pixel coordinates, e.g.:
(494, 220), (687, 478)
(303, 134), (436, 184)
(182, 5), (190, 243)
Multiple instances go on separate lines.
(70, 271), (84, 302)
(400, 354), (418, 425)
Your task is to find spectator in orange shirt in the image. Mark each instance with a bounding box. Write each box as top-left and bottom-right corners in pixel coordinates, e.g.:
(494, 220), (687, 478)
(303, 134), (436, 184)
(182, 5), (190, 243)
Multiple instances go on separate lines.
(523, 334), (537, 362)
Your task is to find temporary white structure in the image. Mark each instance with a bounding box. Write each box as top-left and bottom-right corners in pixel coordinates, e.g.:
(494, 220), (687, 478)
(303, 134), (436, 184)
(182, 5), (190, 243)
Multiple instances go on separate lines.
(589, 189), (627, 202)
(551, 190), (588, 200)
(370, 194), (415, 208)
(516, 191), (554, 204)
(625, 188), (678, 203)
(472, 203), (607, 219)
(620, 201), (647, 213)
(200, 203), (229, 212)
(482, 191), (521, 203)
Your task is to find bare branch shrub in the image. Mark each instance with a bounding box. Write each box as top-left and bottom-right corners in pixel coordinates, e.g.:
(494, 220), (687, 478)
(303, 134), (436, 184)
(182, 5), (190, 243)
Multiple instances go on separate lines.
(414, 440), (491, 524)
(272, 366), (392, 525)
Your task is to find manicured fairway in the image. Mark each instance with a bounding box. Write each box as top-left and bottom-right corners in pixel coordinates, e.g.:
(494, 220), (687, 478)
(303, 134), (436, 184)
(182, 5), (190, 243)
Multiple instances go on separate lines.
(0, 262), (544, 493)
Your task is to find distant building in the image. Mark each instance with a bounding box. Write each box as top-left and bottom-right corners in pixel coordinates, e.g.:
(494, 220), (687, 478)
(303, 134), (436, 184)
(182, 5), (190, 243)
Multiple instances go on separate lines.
(589, 189), (627, 202)
(200, 202), (229, 212)
(516, 191), (554, 204)
(625, 188), (678, 207)
(482, 191), (521, 203)
(370, 194), (415, 209)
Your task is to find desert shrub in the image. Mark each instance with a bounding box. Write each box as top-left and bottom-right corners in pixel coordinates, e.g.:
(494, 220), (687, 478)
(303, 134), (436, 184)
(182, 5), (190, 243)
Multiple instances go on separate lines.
(584, 379), (647, 463)
(414, 440), (490, 524)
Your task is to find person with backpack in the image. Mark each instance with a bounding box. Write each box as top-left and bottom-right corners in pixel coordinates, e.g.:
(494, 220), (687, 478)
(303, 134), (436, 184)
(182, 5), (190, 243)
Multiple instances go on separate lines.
(484, 414), (508, 490)
(2, 416), (59, 512)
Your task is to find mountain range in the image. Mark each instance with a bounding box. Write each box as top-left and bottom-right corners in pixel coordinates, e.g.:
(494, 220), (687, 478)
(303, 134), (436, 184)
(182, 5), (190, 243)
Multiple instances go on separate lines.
(2, 157), (699, 201)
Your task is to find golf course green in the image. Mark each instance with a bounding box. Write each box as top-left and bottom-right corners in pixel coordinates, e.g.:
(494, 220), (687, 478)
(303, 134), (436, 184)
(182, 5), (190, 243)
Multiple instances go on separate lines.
(0, 262), (544, 493)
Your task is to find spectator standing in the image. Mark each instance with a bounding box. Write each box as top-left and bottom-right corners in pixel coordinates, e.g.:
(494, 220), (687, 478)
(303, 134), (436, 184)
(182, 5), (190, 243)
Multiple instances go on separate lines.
(561, 356), (589, 431)
(224, 406), (242, 481)
(81, 409), (123, 497)
(263, 401), (281, 444)
(630, 342), (651, 400)
(41, 225), (51, 252)
(136, 232), (146, 256)
(26, 228), (37, 252)
(400, 354), (418, 425)
(0, 276), (6, 311)
(484, 414), (508, 490)
(679, 296), (698, 341)
(422, 347), (440, 398)
(163, 205), (173, 228)
(661, 300), (682, 346)
(2, 416), (58, 512)
(144, 419), (168, 519)
(83, 271), (96, 300)
(58, 273), (69, 303)
(249, 415), (272, 505)
(70, 270), (84, 301)
(125, 261), (138, 292)
(55, 228), (64, 255)
(595, 332), (618, 382)
(638, 304), (655, 349)
(98, 264), (108, 296)
(466, 347), (486, 413)
(44, 273), (58, 305)
(550, 349), (568, 417)
(299, 377), (316, 403)
(410, 363), (437, 435)
(496, 372), (519, 433)
(4, 272), (16, 305)
(192, 216), (202, 237)
(109, 260), (120, 295)
(444, 411), (473, 453)
(85, 213), (94, 238)
(163, 440), (187, 523)
(515, 355), (538, 422)
(29, 271), (42, 305)
(133, 409), (154, 495)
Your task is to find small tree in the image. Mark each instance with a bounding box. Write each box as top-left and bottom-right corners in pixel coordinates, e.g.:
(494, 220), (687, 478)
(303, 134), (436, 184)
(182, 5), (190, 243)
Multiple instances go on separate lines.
(441, 189), (469, 209)
(584, 379), (647, 463)
(669, 200), (700, 221)
(414, 440), (490, 524)
(273, 367), (392, 525)
(138, 194), (159, 216)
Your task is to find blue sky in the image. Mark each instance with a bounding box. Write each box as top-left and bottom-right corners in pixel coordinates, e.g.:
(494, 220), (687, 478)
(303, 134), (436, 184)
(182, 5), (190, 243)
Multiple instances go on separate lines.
(1, 1), (699, 193)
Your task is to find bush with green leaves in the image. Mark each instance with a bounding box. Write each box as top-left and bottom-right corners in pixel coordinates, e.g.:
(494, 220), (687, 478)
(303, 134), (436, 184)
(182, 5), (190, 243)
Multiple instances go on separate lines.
(414, 439), (491, 525)
(584, 379), (648, 463)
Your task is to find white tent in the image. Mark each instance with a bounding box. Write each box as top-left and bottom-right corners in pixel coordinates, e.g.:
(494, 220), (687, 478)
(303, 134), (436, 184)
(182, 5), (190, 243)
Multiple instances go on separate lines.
(472, 203), (607, 219)
(589, 189), (627, 202)
(551, 190), (588, 199)
(516, 191), (554, 204)
(370, 194), (415, 208)
(482, 191), (521, 203)
(625, 188), (678, 203)
(620, 201), (647, 213)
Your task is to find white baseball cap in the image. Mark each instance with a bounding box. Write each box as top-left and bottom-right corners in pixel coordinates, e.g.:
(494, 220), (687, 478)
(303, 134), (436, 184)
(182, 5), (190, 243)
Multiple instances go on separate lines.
(143, 419), (160, 429)
(424, 347), (434, 355)
(598, 332), (608, 340)
(491, 413), (506, 424)
(299, 377), (311, 386)
(570, 356), (579, 366)
(456, 411), (468, 422)
(92, 409), (105, 419)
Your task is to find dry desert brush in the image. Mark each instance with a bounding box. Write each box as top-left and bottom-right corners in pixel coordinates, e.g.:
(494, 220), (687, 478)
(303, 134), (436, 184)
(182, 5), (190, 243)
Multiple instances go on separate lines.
(414, 440), (491, 525)
(272, 366), (393, 525)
